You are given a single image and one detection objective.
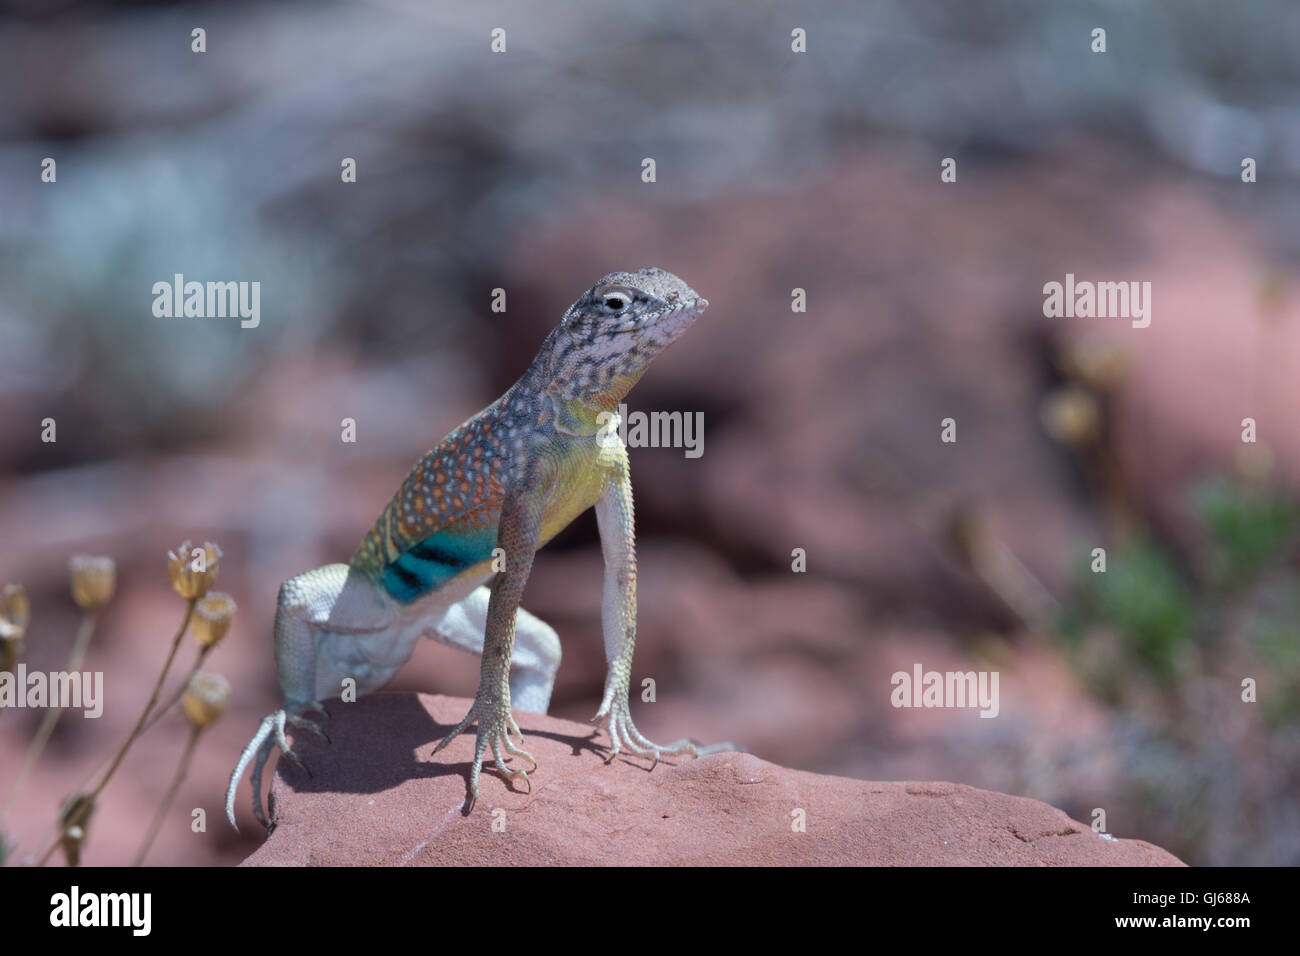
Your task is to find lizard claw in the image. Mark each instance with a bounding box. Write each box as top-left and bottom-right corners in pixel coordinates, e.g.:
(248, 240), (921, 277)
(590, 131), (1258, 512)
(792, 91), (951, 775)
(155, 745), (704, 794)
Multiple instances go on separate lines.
(301, 701), (330, 740)
(226, 705), (328, 830)
(595, 686), (739, 768)
(433, 689), (536, 811)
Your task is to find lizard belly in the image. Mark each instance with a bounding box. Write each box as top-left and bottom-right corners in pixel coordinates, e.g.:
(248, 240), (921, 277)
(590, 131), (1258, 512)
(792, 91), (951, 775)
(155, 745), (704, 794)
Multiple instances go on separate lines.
(312, 627), (421, 701)
(310, 572), (487, 701)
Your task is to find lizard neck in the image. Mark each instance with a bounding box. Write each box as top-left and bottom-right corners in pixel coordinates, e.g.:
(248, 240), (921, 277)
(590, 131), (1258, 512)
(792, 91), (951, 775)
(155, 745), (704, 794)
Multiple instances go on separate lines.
(539, 372), (644, 437)
(518, 331), (649, 418)
(574, 368), (647, 413)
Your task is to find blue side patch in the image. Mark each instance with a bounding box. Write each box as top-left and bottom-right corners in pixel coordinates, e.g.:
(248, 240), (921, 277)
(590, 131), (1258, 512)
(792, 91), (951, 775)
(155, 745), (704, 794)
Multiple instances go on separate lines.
(382, 526), (497, 603)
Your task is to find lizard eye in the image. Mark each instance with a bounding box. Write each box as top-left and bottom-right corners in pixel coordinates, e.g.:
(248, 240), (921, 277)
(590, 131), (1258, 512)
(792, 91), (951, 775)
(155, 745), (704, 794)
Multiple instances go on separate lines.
(602, 293), (630, 313)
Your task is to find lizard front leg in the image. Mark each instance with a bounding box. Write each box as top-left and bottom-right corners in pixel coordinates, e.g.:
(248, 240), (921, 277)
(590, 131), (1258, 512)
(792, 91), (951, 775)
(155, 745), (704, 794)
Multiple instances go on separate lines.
(593, 452), (737, 765)
(432, 474), (548, 811)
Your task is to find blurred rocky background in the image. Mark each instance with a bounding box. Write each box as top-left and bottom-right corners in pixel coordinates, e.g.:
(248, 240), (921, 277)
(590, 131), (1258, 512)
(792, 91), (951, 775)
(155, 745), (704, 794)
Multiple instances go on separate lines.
(1, 0), (1298, 866)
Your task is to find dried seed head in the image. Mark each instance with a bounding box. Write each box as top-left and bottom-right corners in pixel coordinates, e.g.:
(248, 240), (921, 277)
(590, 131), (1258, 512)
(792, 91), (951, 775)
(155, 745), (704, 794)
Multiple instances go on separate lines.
(1, 585), (30, 633)
(167, 540), (222, 600)
(60, 792), (94, 829)
(69, 556), (116, 611)
(60, 828), (85, 867)
(1060, 339), (1130, 392)
(0, 585), (29, 657)
(192, 592), (237, 647)
(1041, 385), (1101, 448)
(58, 793), (94, 867)
(182, 671), (231, 727)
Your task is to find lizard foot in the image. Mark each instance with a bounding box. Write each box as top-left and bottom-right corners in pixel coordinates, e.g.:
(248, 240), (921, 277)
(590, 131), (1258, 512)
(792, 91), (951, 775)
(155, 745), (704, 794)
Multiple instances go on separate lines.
(433, 690), (536, 812)
(225, 705), (328, 830)
(595, 689), (739, 769)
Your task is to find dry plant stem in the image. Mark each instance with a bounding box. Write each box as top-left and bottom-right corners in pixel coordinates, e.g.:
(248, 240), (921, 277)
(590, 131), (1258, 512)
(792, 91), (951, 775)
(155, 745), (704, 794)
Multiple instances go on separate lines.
(61, 639), (213, 805)
(141, 643), (214, 736)
(36, 598), (195, 866)
(86, 597), (195, 803)
(27, 629), (210, 865)
(3, 613), (97, 813)
(132, 724), (201, 867)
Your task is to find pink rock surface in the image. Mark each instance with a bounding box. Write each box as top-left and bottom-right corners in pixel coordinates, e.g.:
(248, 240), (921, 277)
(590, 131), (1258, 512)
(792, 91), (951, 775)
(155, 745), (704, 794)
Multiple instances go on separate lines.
(241, 693), (1182, 866)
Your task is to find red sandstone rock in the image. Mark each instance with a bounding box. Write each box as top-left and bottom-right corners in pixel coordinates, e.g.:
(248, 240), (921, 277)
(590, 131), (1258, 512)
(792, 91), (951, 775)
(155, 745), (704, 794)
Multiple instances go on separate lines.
(240, 693), (1182, 866)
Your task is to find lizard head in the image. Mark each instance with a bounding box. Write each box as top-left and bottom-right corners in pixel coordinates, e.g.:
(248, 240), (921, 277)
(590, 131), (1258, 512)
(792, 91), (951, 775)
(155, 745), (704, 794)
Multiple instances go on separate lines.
(547, 267), (708, 402)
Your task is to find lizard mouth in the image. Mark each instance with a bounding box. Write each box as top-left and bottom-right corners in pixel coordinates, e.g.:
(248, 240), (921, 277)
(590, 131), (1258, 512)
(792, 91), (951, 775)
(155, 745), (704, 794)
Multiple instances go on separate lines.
(656, 295), (708, 324)
(621, 298), (706, 350)
(614, 296), (707, 333)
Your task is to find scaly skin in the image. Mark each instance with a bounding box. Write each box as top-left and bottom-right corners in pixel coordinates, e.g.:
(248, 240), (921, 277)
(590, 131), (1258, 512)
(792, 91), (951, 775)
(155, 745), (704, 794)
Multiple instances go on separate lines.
(226, 267), (737, 826)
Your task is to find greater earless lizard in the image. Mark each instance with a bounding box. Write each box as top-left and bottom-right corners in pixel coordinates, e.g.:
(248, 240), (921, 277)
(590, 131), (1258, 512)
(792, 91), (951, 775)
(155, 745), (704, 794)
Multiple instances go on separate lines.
(226, 267), (734, 827)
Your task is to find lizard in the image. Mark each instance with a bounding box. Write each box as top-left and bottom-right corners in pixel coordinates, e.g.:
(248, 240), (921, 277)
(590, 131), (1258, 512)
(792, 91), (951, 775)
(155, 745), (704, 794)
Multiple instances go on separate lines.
(225, 267), (735, 827)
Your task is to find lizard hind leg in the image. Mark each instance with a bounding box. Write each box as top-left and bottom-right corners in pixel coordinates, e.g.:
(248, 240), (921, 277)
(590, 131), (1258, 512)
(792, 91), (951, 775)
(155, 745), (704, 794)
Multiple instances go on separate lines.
(226, 714), (276, 831)
(249, 732), (276, 827)
(225, 706), (328, 830)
